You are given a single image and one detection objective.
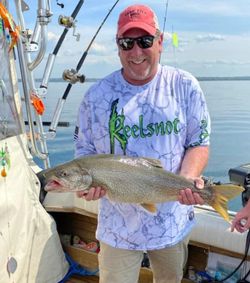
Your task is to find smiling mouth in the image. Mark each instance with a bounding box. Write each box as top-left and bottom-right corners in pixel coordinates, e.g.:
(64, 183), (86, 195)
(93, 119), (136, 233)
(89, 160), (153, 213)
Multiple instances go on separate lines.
(129, 56), (147, 64)
(131, 59), (145, 65)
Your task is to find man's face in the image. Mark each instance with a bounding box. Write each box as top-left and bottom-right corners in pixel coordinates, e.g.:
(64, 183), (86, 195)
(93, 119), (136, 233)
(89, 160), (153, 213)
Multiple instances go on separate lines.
(117, 28), (163, 85)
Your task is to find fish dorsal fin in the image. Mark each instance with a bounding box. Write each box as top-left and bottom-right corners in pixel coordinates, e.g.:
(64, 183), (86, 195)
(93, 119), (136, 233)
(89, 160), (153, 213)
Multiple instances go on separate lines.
(79, 154), (163, 169)
(141, 203), (157, 213)
(139, 157), (163, 168)
(118, 156), (163, 169)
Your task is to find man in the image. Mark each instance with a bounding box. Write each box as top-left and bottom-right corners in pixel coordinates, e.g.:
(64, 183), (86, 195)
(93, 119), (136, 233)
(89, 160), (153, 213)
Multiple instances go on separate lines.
(75, 4), (210, 283)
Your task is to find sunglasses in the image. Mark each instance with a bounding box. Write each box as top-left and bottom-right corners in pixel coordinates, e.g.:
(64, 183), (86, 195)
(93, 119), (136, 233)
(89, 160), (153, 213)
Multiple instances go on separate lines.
(117, 35), (157, 51)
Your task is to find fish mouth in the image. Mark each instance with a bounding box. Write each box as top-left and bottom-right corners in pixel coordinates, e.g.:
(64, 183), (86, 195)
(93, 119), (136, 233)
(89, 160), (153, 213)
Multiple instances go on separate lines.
(44, 178), (84, 192)
(45, 178), (67, 192)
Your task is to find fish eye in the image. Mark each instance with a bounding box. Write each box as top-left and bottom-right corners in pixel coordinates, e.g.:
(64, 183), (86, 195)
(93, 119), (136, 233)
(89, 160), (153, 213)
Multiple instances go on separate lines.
(59, 170), (68, 177)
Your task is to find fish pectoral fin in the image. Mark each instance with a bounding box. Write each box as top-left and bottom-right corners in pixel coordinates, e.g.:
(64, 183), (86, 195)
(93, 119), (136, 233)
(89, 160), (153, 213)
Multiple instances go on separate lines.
(141, 203), (157, 213)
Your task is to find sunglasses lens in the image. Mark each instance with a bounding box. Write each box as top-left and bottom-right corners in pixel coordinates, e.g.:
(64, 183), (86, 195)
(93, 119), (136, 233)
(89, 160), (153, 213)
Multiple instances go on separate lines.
(117, 35), (156, 51)
(118, 38), (134, 50)
(137, 36), (154, 49)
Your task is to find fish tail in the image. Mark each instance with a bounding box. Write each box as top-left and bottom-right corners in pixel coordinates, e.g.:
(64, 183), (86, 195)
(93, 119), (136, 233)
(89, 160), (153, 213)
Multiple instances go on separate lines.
(208, 184), (244, 222)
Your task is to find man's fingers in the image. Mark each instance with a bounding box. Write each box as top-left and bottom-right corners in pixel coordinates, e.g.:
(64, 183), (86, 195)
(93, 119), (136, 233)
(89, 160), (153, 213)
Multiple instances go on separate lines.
(231, 217), (250, 233)
(84, 187), (98, 201)
(76, 190), (89, 198)
(193, 193), (205, 205)
(178, 188), (204, 205)
(91, 186), (104, 200)
(179, 188), (195, 205)
(76, 186), (106, 201)
(99, 188), (106, 198)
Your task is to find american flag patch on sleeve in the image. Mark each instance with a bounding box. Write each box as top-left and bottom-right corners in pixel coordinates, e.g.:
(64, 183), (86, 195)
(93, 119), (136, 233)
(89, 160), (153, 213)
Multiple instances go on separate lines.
(73, 126), (79, 141)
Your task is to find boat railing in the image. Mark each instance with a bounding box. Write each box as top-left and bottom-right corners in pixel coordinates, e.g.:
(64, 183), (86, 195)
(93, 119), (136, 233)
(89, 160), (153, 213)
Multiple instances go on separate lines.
(11, 0), (87, 169)
(27, 0), (52, 71)
(11, 0), (118, 168)
(14, 0), (52, 168)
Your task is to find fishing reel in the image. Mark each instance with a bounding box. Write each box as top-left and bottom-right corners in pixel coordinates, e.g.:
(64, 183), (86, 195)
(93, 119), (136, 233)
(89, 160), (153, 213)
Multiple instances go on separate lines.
(58, 15), (80, 41)
(58, 15), (74, 28)
(62, 69), (85, 84)
(228, 163), (250, 207)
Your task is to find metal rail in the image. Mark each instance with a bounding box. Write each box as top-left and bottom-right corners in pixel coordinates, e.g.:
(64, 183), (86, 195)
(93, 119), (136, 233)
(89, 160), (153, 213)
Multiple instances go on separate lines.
(14, 0), (52, 168)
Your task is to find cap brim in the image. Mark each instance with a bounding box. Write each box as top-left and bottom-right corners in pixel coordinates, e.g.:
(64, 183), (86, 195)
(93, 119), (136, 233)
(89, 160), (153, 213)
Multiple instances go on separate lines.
(117, 22), (156, 37)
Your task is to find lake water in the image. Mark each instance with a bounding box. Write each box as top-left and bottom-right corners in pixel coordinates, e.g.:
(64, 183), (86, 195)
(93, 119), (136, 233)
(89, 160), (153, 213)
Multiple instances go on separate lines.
(38, 79), (250, 212)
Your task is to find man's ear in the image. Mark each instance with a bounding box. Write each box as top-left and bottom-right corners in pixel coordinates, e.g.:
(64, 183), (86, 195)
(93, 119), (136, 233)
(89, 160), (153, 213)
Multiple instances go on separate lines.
(158, 33), (164, 54)
(159, 33), (164, 45)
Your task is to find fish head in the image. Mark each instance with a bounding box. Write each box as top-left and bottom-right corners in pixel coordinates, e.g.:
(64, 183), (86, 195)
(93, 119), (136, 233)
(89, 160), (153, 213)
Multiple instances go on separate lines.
(37, 162), (92, 193)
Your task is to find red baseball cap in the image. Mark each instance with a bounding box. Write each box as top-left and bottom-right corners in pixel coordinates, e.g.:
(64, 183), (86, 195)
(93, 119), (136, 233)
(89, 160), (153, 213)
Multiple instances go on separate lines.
(117, 5), (160, 37)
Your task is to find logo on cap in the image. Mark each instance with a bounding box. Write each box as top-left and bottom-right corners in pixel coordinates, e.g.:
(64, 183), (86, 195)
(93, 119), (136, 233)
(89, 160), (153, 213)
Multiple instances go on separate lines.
(117, 5), (159, 37)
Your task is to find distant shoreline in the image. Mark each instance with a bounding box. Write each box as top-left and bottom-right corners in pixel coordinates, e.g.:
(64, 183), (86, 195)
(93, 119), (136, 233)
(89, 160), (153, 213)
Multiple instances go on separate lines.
(196, 76), (250, 81)
(18, 76), (250, 83)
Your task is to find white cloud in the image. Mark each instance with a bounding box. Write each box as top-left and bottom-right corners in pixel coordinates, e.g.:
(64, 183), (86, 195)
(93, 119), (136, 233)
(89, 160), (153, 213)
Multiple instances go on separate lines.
(161, 29), (250, 77)
(196, 34), (225, 43)
(90, 42), (109, 55)
(48, 31), (59, 42)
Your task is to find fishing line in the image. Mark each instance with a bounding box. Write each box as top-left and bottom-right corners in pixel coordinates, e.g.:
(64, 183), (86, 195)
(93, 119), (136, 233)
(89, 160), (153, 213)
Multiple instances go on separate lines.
(48, 0), (121, 134)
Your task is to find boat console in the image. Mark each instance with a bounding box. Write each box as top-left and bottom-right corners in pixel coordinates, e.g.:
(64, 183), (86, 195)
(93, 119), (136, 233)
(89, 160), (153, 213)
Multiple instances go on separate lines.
(229, 163), (250, 206)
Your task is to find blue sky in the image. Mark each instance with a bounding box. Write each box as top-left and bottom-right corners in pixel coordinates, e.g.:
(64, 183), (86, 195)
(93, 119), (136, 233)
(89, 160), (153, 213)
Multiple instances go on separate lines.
(14, 0), (250, 78)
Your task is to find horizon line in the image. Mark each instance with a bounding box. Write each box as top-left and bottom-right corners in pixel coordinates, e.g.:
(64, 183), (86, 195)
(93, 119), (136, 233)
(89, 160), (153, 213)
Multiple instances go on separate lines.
(18, 76), (250, 83)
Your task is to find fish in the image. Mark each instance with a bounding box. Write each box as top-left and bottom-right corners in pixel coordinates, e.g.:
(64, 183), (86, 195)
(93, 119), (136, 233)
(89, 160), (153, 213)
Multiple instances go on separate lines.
(37, 154), (244, 222)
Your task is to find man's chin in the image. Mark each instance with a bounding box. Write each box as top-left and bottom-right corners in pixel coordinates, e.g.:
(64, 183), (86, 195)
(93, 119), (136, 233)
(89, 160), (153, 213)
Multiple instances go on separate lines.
(124, 69), (152, 84)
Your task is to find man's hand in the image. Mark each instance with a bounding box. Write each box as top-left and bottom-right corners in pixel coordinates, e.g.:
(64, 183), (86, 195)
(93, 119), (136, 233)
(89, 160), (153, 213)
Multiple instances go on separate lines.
(231, 200), (250, 233)
(76, 186), (106, 201)
(177, 177), (205, 205)
(177, 146), (209, 206)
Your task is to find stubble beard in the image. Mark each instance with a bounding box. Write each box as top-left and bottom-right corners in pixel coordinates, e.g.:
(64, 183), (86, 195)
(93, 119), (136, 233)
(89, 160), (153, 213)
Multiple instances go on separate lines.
(127, 64), (152, 82)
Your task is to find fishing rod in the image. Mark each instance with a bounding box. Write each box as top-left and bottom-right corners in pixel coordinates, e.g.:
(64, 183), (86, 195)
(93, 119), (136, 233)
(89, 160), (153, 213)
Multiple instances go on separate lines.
(48, 0), (120, 135)
(40, 0), (84, 91)
(159, 0), (169, 63)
